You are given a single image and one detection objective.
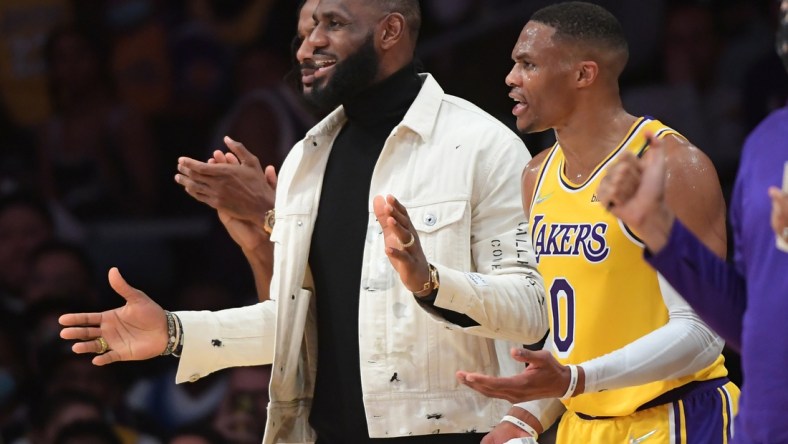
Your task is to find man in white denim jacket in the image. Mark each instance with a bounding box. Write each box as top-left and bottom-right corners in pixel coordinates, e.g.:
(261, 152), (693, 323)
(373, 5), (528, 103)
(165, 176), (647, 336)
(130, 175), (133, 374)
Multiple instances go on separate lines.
(168, 72), (547, 442)
(59, 0), (547, 442)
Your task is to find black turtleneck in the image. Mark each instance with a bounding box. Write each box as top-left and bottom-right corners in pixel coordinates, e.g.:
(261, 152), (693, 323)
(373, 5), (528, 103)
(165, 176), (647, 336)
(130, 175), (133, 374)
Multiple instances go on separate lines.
(307, 65), (485, 444)
(308, 63), (421, 443)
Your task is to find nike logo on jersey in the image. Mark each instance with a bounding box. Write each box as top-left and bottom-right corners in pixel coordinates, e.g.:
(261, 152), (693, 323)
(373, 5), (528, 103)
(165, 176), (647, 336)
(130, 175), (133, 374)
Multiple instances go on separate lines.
(629, 430), (657, 443)
(534, 192), (553, 204)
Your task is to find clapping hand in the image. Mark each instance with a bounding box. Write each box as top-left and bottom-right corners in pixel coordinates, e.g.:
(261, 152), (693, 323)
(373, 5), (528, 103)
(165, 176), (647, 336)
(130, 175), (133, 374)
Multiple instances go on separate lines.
(176, 136), (276, 226)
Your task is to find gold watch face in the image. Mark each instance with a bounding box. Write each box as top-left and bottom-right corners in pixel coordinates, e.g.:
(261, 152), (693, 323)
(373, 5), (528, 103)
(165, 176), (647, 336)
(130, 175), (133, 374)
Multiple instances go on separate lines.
(264, 209), (275, 234)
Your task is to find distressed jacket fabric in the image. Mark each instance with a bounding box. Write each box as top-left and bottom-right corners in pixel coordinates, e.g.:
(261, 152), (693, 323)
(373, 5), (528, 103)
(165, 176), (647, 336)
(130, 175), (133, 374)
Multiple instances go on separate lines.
(173, 74), (547, 443)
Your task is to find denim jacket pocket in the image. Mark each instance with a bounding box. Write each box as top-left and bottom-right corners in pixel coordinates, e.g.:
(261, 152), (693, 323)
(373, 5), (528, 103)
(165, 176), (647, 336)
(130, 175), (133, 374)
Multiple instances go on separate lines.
(408, 200), (467, 233)
(407, 200), (470, 268)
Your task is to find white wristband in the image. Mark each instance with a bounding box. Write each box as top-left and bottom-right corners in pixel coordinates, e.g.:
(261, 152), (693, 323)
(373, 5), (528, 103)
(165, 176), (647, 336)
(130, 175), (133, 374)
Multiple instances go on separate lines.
(503, 438), (538, 444)
(560, 364), (578, 400)
(500, 415), (538, 439)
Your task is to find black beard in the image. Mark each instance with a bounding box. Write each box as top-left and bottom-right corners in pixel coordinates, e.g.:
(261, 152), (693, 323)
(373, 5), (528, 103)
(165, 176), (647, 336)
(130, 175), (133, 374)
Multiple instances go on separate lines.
(305, 33), (379, 111)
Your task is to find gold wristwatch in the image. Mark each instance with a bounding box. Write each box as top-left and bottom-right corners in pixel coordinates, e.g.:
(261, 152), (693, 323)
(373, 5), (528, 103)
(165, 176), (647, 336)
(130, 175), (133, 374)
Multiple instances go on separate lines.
(415, 263), (440, 297)
(263, 209), (275, 235)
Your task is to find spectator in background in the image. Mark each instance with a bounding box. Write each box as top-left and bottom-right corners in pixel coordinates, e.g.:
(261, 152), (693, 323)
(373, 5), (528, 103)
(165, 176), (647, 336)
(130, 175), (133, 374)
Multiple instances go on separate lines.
(37, 25), (158, 220)
(25, 241), (97, 308)
(623, 2), (745, 201)
(152, 24), (231, 217)
(0, 0), (71, 127)
(167, 425), (224, 444)
(715, 0), (774, 89)
(13, 390), (156, 444)
(741, 0), (788, 130)
(104, 0), (174, 119)
(213, 44), (316, 170)
(211, 366), (271, 444)
(0, 103), (35, 195)
(53, 420), (122, 444)
(10, 391), (105, 444)
(186, 0), (278, 47)
(0, 193), (55, 313)
(0, 321), (26, 440)
(26, 337), (158, 444)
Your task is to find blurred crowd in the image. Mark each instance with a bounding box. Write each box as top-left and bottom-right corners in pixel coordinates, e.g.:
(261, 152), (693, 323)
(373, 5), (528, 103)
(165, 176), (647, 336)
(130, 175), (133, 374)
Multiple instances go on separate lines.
(0, 0), (785, 443)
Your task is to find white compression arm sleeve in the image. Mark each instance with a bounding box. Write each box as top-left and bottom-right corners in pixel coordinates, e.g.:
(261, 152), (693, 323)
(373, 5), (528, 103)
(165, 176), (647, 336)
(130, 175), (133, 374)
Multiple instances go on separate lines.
(581, 275), (724, 393)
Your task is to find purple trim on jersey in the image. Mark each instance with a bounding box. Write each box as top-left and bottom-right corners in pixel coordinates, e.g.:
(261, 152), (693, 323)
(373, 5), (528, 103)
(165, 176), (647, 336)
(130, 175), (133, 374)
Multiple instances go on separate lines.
(558, 117), (649, 191)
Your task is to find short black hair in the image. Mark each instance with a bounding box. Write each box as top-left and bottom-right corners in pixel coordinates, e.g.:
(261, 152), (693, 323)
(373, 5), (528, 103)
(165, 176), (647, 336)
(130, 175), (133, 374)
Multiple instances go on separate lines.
(29, 240), (94, 279)
(54, 420), (122, 444)
(29, 390), (104, 430)
(375, 0), (421, 39)
(531, 1), (628, 55)
(54, 420), (123, 444)
(0, 190), (54, 229)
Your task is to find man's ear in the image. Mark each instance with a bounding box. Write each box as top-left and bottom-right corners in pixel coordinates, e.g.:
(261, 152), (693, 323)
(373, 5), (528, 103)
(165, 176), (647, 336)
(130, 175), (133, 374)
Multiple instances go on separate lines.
(379, 13), (406, 50)
(576, 61), (599, 88)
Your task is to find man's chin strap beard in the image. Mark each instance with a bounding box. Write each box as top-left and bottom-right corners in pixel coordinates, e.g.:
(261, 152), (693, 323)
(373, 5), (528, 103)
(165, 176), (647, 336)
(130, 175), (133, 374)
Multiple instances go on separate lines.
(304, 33), (379, 111)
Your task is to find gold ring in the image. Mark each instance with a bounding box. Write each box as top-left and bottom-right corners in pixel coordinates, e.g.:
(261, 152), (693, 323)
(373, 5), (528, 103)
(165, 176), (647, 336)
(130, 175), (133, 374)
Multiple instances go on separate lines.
(96, 336), (109, 355)
(401, 232), (415, 248)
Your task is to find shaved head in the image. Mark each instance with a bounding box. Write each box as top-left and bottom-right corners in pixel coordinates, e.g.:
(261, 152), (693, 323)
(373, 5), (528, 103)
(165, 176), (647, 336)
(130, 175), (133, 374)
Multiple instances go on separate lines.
(531, 1), (628, 75)
(372, 0), (421, 39)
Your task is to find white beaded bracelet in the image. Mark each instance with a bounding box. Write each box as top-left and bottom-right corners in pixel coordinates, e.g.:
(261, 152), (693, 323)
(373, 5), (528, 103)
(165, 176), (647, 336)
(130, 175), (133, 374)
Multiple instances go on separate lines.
(500, 415), (538, 440)
(560, 364), (579, 400)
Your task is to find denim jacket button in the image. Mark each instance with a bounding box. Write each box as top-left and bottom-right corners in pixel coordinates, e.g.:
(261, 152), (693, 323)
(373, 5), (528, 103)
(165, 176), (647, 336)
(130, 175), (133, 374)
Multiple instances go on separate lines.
(424, 214), (437, 226)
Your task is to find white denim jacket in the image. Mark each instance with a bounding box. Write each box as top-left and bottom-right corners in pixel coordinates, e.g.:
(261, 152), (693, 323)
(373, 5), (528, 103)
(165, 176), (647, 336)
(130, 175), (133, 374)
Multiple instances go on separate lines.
(174, 74), (547, 443)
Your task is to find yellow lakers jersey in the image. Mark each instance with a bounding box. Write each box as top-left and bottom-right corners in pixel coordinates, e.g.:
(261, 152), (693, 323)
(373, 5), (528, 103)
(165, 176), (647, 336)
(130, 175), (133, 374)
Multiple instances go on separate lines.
(529, 117), (727, 417)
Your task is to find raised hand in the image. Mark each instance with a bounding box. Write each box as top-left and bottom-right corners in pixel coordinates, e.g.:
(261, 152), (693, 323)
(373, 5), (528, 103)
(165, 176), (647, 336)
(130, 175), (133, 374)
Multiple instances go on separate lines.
(597, 133), (667, 224)
(597, 133), (674, 252)
(175, 136), (276, 226)
(372, 195), (431, 295)
(456, 348), (579, 403)
(59, 267), (169, 366)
